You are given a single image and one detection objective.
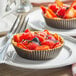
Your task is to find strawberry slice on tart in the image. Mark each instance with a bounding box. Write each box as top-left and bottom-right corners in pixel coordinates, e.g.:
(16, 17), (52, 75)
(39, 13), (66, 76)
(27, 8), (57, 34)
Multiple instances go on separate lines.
(57, 7), (66, 18)
(41, 40), (55, 49)
(48, 3), (59, 13)
(44, 9), (57, 18)
(63, 7), (75, 19)
(71, 1), (76, 8)
(40, 5), (47, 14)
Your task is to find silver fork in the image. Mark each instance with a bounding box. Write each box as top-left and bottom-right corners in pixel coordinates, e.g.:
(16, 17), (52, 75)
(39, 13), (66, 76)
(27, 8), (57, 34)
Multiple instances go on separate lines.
(0, 14), (21, 47)
(0, 14), (26, 47)
(0, 14), (29, 61)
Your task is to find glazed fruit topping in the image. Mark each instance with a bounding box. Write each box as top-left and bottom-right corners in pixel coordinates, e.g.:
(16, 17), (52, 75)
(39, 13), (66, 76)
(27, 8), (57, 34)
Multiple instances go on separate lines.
(41, 40), (55, 49)
(48, 4), (59, 13)
(27, 42), (39, 50)
(73, 5), (76, 10)
(57, 7), (66, 18)
(13, 29), (63, 50)
(40, 5), (47, 14)
(40, 0), (76, 19)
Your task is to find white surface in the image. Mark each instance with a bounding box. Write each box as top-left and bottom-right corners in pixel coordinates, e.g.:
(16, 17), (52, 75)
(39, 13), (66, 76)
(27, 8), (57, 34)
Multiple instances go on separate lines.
(0, 14), (16, 34)
(28, 9), (76, 36)
(0, 0), (7, 17)
(1, 35), (76, 69)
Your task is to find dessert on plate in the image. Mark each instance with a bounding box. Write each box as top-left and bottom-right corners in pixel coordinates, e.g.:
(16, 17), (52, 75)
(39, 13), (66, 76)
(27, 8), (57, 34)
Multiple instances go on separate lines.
(40, 0), (76, 29)
(12, 29), (64, 60)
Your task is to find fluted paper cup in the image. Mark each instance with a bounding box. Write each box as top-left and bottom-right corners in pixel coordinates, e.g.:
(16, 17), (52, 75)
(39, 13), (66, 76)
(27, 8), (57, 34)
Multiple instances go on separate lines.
(44, 16), (76, 29)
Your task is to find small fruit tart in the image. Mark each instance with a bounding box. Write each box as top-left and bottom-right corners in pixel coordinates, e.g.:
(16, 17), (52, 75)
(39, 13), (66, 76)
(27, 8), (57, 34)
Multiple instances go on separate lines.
(12, 29), (64, 60)
(40, 0), (76, 29)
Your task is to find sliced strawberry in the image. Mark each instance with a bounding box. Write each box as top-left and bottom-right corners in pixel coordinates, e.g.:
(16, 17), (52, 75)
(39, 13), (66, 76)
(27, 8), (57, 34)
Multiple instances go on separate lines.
(71, 1), (76, 17)
(54, 43), (61, 48)
(53, 33), (59, 40)
(24, 29), (30, 33)
(53, 33), (61, 42)
(64, 7), (75, 19)
(56, 0), (63, 7)
(40, 5), (47, 14)
(45, 10), (54, 18)
(17, 43), (27, 49)
(22, 40), (28, 46)
(71, 1), (76, 8)
(48, 4), (59, 13)
(13, 35), (20, 42)
(47, 9), (57, 18)
(57, 7), (66, 18)
(27, 42), (39, 50)
(20, 32), (35, 41)
(41, 40), (55, 49)
(73, 5), (76, 10)
(35, 45), (50, 50)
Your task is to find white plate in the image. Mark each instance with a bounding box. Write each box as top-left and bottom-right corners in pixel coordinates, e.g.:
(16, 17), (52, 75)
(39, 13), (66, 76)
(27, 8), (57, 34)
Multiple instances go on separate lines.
(2, 35), (76, 69)
(27, 9), (76, 36)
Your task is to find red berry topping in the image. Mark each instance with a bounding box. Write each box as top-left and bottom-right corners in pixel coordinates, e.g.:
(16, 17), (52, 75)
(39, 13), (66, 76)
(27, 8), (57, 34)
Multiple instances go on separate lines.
(41, 40), (55, 49)
(40, 5), (47, 14)
(48, 4), (59, 13)
(22, 40), (28, 46)
(57, 7), (66, 18)
(20, 32), (35, 41)
(27, 42), (39, 50)
(54, 42), (61, 48)
(13, 35), (21, 42)
(73, 5), (76, 10)
(24, 29), (30, 33)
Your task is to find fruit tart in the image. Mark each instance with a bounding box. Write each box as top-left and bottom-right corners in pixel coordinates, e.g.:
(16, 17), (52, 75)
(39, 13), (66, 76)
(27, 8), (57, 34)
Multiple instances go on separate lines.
(12, 29), (64, 60)
(40, 0), (76, 29)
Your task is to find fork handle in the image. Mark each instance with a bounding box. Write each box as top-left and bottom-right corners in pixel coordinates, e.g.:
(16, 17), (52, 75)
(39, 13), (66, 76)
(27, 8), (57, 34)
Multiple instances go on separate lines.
(0, 38), (12, 61)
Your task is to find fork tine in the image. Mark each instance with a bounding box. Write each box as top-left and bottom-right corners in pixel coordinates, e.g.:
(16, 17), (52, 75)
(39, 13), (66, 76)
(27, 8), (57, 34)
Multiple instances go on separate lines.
(19, 15), (26, 32)
(12, 14), (23, 34)
(8, 14), (19, 33)
(15, 14), (26, 33)
(21, 18), (29, 32)
(23, 18), (29, 32)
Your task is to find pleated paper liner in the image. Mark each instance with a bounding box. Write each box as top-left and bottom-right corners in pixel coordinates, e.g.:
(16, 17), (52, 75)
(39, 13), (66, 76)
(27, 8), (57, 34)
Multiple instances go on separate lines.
(44, 16), (76, 29)
(12, 37), (64, 60)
